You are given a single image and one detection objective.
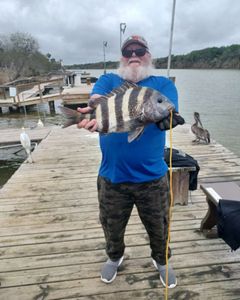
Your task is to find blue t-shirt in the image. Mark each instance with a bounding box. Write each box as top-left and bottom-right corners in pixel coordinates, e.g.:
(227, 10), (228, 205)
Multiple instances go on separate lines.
(91, 73), (178, 183)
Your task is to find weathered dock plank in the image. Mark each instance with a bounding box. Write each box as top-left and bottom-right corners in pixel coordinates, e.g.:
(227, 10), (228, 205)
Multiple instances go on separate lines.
(0, 124), (240, 300)
(0, 127), (52, 145)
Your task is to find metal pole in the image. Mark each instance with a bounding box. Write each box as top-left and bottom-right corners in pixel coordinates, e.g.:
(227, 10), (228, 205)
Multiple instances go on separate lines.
(167, 0), (176, 78)
(120, 23), (122, 50)
(120, 23), (126, 50)
(103, 41), (107, 74)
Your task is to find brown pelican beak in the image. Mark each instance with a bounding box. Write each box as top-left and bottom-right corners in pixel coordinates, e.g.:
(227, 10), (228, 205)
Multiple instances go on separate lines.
(194, 112), (204, 128)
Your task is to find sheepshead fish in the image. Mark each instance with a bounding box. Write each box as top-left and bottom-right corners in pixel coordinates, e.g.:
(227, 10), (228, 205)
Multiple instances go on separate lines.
(59, 81), (175, 142)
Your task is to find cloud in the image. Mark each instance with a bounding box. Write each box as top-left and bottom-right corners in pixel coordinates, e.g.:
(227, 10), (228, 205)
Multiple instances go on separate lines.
(0, 0), (240, 64)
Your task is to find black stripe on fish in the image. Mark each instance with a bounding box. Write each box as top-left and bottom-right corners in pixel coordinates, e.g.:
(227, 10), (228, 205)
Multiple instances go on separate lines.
(114, 92), (124, 131)
(128, 87), (141, 118)
(100, 98), (109, 133)
(143, 87), (154, 104)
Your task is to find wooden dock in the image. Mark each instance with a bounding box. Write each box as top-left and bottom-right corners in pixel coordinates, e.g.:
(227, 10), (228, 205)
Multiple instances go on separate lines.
(0, 125), (240, 299)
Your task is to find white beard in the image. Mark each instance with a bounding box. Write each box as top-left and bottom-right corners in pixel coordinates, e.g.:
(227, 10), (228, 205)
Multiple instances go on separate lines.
(118, 61), (154, 83)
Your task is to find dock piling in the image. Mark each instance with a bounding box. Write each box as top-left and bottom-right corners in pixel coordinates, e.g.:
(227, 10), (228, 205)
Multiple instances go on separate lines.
(49, 101), (56, 114)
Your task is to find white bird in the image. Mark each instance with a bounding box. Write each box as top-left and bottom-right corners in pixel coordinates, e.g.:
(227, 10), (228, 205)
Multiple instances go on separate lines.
(37, 119), (44, 128)
(20, 127), (33, 163)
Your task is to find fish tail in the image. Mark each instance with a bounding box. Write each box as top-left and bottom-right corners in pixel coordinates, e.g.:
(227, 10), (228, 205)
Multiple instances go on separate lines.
(59, 106), (86, 128)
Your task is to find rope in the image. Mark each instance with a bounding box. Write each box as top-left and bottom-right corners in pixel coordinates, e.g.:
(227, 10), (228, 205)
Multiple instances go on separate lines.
(164, 110), (174, 300)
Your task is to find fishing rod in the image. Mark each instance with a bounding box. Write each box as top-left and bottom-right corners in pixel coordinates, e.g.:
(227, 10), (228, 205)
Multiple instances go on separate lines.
(167, 0), (176, 78)
(165, 1), (176, 299)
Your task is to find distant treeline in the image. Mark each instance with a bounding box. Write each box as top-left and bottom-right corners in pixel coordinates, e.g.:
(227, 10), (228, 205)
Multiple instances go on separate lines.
(66, 44), (240, 70)
(67, 61), (119, 70)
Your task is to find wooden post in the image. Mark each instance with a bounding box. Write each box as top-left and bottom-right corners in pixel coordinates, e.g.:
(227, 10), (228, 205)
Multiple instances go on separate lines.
(172, 170), (190, 205)
(49, 101), (55, 114)
(169, 166), (196, 205)
(17, 94), (20, 104)
(16, 84), (21, 110)
(3, 87), (7, 99)
(59, 80), (63, 95)
(16, 85), (20, 105)
(38, 83), (43, 103)
(17, 106), (27, 115)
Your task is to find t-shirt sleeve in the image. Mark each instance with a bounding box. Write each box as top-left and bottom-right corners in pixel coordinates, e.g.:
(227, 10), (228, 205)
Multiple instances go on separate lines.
(91, 74), (114, 96)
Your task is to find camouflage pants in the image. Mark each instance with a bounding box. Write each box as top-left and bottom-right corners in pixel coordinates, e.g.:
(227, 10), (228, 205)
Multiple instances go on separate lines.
(97, 174), (171, 265)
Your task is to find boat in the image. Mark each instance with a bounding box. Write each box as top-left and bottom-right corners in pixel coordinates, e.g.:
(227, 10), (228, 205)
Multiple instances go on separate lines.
(80, 72), (98, 84)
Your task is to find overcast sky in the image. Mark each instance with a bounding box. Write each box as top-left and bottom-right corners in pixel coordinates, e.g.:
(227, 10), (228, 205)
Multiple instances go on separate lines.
(1, 0), (240, 65)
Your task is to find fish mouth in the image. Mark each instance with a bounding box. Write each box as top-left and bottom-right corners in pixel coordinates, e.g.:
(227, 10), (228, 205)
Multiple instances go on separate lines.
(156, 107), (174, 120)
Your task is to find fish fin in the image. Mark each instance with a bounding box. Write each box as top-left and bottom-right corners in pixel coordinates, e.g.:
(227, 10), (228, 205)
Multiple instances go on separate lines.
(88, 96), (107, 108)
(91, 82), (138, 101)
(106, 81), (139, 98)
(123, 81), (138, 89)
(59, 106), (84, 128)
(59, 106), (78, 117)
(128, 126), (145, 143)
(61, 119), (76, 128)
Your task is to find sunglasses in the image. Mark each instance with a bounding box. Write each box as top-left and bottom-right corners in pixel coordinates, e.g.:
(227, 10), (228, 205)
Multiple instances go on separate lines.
(122, 48), (147, 58)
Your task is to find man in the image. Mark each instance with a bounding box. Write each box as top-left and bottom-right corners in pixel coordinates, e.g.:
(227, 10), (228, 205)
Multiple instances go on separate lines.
(78, 35), (184, 288)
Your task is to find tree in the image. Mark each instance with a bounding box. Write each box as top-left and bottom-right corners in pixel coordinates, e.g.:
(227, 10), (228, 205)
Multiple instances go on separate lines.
(0, 32), (39, 80)
(0, 32), (61, 81)
(46, 53), (51, 61)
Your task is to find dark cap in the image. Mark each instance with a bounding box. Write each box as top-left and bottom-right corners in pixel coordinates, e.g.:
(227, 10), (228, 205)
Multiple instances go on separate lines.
(121, 35), (149, 51)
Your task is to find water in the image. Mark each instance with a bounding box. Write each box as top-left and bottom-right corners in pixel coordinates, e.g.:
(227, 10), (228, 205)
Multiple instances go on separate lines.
(0, 102), (63, 188)
(0, 159), (23, 188)
(168, 69), (240, 156)
(1, 69), (240, 187)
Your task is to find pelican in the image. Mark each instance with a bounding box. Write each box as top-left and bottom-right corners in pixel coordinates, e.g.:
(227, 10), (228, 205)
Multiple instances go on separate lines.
(191, 112), (210, 144)
(20, 127), (33, 163)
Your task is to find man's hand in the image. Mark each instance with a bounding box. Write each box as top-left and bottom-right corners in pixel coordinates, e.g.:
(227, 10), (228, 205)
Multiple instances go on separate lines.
(157, 111), (185, 131)
(77, 93), (101, 132)
(77, 106), (98, 132)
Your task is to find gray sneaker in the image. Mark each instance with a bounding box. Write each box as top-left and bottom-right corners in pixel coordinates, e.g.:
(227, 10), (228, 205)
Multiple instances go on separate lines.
(152, 259), (177, 288)
(100, 256), (124, 283)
